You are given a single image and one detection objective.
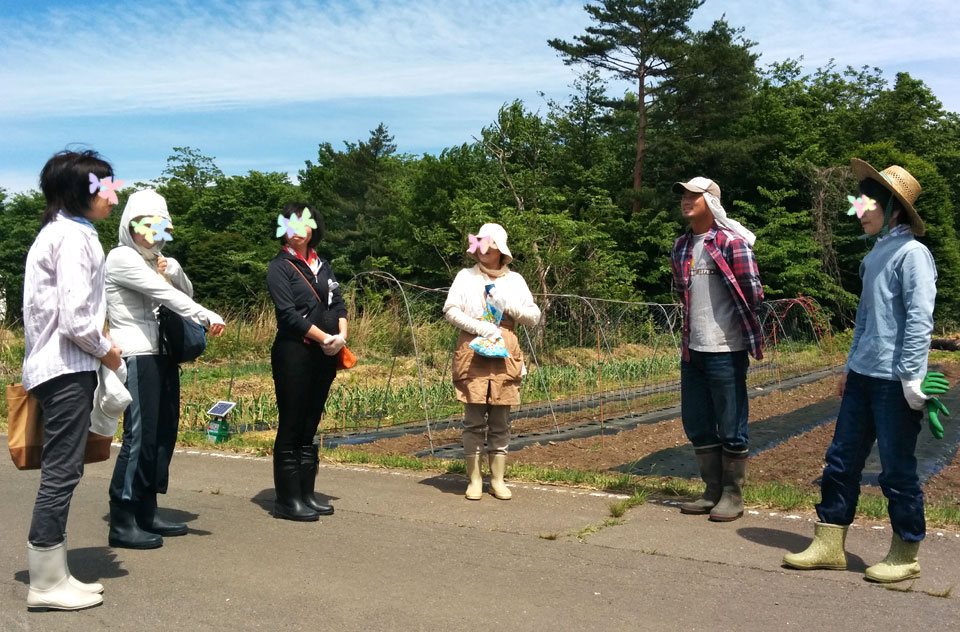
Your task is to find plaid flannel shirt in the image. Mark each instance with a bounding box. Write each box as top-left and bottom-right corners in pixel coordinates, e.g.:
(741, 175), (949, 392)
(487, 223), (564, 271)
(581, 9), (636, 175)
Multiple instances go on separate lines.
(671, 224), (764, 361)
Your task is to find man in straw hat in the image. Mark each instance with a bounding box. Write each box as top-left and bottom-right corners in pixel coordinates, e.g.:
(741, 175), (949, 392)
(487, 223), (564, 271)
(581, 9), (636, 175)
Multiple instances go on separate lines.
(783, 159), (950, 583)
(670, 177), (764, 522)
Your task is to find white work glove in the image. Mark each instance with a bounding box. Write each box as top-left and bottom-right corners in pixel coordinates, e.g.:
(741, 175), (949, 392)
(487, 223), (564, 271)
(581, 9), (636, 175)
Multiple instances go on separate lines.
(321, 334), (346, 356)
(444, 307), (500, 339)
(474, 321), (501, 340)
(485, 285), (508, 315)
(901, 378), (929, 411)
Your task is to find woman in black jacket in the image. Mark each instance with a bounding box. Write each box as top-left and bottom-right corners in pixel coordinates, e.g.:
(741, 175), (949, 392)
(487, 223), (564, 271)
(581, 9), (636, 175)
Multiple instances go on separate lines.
(266, 202), (347, 521)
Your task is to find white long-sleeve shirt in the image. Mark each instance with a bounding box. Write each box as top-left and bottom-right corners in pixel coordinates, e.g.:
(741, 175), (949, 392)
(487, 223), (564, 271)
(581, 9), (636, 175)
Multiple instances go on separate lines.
(22, 213), (112, 391)
(105, 246), (222, 356)
(442, 266), (541, 332)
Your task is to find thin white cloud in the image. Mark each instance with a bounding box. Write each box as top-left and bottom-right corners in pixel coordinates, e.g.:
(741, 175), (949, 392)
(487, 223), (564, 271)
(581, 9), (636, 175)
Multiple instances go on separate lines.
(0, 0), (584, 118)
(696, 1), (960, 73)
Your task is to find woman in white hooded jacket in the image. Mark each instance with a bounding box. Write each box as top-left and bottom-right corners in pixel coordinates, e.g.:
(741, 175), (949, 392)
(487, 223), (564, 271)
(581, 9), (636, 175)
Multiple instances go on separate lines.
(442, 223), (541, 500)
(104, 189), (225, 549)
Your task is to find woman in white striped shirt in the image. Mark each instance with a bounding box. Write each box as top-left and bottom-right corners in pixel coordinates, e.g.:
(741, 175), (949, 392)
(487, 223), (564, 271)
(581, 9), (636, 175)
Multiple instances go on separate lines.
(21, 150), (123, 612)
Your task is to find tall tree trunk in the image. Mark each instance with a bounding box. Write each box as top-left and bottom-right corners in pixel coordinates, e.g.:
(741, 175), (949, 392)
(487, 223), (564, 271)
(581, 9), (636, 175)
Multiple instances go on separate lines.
(632, 68), (647, 216)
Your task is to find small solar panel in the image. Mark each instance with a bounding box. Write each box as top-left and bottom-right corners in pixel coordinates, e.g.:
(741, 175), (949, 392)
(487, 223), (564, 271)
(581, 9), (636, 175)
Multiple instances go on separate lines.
(206, 400), (237, 418)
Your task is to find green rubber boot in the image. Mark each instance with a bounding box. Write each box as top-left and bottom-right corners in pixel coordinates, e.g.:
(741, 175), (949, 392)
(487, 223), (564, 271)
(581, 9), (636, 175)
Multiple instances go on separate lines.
(680, 446), (722, 515)
(783, 522), (848, 570)
(864, 534), (920, 583)
(709, 450), (747, 522)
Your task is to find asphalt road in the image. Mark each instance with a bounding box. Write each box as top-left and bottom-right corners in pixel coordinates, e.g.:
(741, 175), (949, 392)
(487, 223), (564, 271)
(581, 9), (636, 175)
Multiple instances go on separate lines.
(1, 443), (958, 631)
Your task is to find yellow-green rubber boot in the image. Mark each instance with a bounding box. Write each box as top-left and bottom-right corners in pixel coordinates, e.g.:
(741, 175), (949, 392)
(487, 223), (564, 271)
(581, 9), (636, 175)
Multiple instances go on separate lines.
(488, 454), (512, 500)
(465, 455), (483, 500)
(864, 534), (920, 583)
(782, 522), (848, 570)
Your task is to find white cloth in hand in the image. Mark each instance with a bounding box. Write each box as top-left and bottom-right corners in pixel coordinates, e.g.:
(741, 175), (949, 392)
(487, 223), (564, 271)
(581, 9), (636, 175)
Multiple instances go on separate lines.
(475, 321), (501, 340)
(901, 378), (929, 411)
(322, 334), (346, 356)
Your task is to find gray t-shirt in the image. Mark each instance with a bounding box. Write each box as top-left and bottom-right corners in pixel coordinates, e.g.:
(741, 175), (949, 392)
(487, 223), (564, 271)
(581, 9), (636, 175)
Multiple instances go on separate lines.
(688, 233), (745, 352)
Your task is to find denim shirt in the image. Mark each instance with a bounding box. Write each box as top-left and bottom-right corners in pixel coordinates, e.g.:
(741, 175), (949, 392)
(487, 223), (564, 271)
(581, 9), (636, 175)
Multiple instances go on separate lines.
(846, 227), (937, 381)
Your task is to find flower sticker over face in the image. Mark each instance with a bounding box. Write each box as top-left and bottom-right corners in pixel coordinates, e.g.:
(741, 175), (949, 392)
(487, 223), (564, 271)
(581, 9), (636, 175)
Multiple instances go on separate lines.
(847, 194), (877, 218)
(131, 215), (172, 244)
(275, 209), (318, 239)
(467, 234), (492, 255)
(89, 173), (124, 204)
(276, 215), (297, 239)
(151, 218), (173, 242)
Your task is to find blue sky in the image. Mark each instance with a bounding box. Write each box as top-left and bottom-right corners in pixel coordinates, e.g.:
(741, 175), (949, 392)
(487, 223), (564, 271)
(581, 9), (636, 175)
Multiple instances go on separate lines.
(2, 0), (959, 194)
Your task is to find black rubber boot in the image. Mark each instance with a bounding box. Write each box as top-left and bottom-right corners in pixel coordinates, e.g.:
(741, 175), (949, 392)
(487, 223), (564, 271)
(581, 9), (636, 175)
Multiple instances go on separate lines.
(108, 500), (163, 549)
(273, 449), (320, 522)
(136, 492), (188, 536)
(300, 444), (334, 516)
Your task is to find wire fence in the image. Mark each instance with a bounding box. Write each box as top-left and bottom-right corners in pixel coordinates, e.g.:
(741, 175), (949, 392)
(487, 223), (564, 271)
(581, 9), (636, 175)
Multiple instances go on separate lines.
(180, 272), (844, 448)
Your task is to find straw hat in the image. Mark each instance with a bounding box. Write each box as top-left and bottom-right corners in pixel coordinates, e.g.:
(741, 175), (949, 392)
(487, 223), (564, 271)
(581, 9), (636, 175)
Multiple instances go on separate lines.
(850, 159), (924, 236)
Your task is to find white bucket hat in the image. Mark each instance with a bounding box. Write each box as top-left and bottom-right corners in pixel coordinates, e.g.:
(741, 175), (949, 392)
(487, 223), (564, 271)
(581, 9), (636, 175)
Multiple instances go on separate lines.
(90, 362), (132, 437)
(469, 222), (513, 265)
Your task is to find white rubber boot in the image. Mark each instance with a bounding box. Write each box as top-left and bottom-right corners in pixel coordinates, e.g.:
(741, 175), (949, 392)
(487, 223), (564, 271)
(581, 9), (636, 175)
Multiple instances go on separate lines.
(27, 541), (103, 611)
(64, 535), (104, 594)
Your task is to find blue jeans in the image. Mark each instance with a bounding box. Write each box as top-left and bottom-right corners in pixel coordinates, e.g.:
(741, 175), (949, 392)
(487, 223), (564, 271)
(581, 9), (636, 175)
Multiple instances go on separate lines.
(816, 371), (925, 542)
(680, 349), (749, 452)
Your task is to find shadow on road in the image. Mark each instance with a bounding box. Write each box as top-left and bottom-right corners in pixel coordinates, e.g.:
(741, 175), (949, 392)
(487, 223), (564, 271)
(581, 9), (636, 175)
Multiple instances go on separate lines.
(250, 488), (339, 516)
(418, 473), (470, 496)
(159, 507), (212, 536)
(737, 526), (867, 572)
(99, 505), (212, 536)
(14, 546), (129, 585)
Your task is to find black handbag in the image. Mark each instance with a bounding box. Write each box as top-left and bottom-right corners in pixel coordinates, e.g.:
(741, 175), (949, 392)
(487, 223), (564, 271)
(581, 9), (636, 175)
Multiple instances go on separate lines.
(158, 305), (207, 364)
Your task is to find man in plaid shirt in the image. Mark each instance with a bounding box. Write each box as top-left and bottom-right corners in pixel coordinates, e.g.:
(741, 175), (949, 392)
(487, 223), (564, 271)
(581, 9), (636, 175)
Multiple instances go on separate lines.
(670, 177), (764, 522)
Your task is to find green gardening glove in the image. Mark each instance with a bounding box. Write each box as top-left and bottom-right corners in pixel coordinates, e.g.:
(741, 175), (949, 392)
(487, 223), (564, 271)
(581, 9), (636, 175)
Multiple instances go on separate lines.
(926, 398), (950, 440)
(920, 371), (950, 396)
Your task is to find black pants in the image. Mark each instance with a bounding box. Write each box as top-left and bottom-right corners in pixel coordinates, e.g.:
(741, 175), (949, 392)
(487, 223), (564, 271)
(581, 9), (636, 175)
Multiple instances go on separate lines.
(109, 355), (180, 503)
(272, 338), (337, 451)
(28, 371), (97, 547)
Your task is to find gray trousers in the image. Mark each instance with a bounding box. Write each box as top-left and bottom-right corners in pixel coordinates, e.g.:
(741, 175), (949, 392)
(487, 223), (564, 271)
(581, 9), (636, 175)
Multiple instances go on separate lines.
(28, 371), (97, 547)
(462, 404), (511, 456)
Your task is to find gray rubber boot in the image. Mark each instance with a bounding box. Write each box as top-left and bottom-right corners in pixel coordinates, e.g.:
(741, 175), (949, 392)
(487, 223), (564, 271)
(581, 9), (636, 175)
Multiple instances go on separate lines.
(709, 450), (747, 522)
(680, 446), (723, 515)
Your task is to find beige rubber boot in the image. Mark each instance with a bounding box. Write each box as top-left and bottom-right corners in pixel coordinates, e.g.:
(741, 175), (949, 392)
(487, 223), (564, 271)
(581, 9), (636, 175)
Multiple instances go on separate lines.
(782, 522), (848, 570)
(464, 454), (483, 500)
(865, 534), (920, 583)
(488, 454), (513, 500)
(26, 542), (103, 611)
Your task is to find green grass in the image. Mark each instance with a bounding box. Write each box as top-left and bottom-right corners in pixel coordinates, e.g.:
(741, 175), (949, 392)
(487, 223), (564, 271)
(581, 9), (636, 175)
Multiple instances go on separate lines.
(609, 489), (650, 518)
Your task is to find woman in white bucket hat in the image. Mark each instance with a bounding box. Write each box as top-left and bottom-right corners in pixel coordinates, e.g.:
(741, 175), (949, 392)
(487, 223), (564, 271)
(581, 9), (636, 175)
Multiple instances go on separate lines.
(442, 223), (541, 500)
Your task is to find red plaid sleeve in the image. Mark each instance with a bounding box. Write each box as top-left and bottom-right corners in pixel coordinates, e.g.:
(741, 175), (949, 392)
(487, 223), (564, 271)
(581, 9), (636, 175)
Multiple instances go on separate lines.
(728, 238), (764, 309)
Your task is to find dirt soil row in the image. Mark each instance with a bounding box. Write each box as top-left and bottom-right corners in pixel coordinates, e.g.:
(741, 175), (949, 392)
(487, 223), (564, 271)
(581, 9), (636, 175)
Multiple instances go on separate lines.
(337, 363), (960, 505)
